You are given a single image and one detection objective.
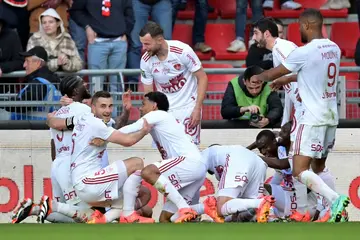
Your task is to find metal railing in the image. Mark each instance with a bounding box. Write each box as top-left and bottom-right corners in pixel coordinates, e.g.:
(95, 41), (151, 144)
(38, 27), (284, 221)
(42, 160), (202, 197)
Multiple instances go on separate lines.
(0, 67), (359, 121)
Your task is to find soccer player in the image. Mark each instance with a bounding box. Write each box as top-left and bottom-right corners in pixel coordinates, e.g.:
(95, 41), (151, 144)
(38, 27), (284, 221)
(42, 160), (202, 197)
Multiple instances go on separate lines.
(250, 8), (349, 222)
(201, 144), (275, 223)
(139, 21), (208, 146)
(114, 91), (208, 223)
(45, 91), (155, 224)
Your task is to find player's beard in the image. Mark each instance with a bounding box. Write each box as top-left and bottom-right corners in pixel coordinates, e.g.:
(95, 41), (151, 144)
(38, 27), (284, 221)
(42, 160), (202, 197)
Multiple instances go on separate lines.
(256, 37), (266, 49)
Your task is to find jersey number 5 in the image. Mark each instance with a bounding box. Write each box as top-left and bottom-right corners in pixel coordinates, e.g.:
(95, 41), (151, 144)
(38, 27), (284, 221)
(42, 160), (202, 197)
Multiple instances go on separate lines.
(327, 63), (337, 87)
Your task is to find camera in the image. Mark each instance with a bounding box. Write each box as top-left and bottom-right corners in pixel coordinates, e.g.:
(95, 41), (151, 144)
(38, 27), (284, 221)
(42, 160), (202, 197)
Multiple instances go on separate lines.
(250, 113), (263, 123)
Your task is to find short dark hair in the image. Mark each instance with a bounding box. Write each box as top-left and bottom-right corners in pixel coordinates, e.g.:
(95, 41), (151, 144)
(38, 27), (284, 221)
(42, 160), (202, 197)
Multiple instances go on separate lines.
(92, 91), (112, 104)
(253, 17), (279, 38)
(139, 21), (164, 38)
(243, 66), (264, 81)
(59, 75), (82, 97)
(300, 8), (323, 28)
(256, 130), (276, 142)
(273, 18), (284, 27)
(144, 91), (169, 112)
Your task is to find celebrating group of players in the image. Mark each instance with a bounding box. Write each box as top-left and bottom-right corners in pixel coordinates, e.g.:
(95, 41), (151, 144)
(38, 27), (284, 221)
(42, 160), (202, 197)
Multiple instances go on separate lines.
(11, 8), (350, 224)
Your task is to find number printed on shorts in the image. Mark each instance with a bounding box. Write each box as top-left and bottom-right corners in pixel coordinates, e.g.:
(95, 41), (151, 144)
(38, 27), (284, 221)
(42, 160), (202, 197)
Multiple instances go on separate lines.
(327, 63), (337, 87)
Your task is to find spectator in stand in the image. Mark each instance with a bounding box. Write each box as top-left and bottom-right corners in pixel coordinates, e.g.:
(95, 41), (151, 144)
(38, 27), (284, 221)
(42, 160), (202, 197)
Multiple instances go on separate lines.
(28, 0), (71, 34)
(0, 7), (24, 94)
(172, 0), (212, 53)
(221, 66), (283, 128)
(127, 0), (172, 92)
(263, 0), (302, 10)
(321, 0), (350, 9)
(246, 18), (284, 70)
(1, 0), (29, 50)
(27, 8), (82, 72)
(227, 0), (263, 53)
(70, 0), (134, 94)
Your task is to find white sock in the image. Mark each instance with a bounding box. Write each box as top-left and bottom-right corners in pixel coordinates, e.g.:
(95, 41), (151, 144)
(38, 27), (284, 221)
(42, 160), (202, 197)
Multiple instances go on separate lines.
(46, 212), (75, 223)
(104, 208), (122, 223)
(318, 167), (336, 191)
(298, 170), (339, 204)
(122, 170), (142, 217)
(52, 201), (94, 222)
(154, 175), (189, 209)
(221, 199), (262, 216)
(170, 203), (205, 222)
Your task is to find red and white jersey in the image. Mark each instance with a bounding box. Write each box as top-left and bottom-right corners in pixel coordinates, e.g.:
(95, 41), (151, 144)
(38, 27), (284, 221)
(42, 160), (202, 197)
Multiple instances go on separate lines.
(201, 145), (264, 181)
(70, 113), (115, 185)
(50, 102), (91, 159)
(119, 110), (203, 162)
(140, 40), (202, 110)
(271, 38), (303, 127)
(283, 39), (340, 126)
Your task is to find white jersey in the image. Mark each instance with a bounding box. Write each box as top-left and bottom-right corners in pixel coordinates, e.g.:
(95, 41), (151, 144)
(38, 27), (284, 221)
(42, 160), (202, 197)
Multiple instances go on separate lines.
(140, 40), (201, 110)
(271, 38), (303, 127)
(283, 39), (340, 126)
(50, 102), (91, 159)
(71, 113), (115, 185)
(119, 110), (203, 162)
(201, 145), (264, 181)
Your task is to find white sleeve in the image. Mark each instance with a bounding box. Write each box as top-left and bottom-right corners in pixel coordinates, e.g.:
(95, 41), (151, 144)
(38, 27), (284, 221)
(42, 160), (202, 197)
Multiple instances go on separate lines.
(182, 45), (202, 73)
(119, 118), (144, 134)
(91, 118), (115, 140)
(270, 171), (283, 185)
(281, 93), (293, 127)
(140, 57), (154, 85)
(119, 111), (163, 134)
(282, 46), (308, 72)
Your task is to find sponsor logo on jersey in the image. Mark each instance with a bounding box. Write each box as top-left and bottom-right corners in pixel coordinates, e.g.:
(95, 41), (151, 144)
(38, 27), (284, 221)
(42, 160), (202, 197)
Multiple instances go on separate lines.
(173, 64), (181, 71)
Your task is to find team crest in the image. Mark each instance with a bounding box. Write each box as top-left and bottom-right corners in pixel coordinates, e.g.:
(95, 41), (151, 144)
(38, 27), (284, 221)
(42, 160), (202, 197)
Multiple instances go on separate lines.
(173, 64), (181, 70)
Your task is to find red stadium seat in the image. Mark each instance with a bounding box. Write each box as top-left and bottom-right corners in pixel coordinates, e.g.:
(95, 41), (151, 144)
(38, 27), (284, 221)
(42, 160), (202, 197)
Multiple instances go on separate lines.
(264, 0), (348, 18)
(176, 0), (219, 20)
(205, 24), (248, 60)
(330, 22), (359, 58)
(202, 105), (222, 120)
(287, 23), (328, 47)
(217, 0), (252, 19)
(340, 62), (360, 98)
(172, 24), (213, 60)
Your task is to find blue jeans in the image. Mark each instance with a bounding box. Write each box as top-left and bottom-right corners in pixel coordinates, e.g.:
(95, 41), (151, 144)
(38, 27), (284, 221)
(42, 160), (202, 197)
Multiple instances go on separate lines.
(126, 0), (172, 84)
(236, 0), (263, 40)
(172, 0), (208, 44)
(69, 17), (87, 63)
(88, 40), (127, 117)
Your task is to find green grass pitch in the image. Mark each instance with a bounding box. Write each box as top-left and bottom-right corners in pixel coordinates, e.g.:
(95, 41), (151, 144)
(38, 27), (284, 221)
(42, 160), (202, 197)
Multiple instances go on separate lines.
(1, 223), (360, 240)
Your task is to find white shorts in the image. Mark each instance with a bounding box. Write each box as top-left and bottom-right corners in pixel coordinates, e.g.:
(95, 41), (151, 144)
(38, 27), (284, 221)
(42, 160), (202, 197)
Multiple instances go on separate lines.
(153, 156), (207, 213)
(74, 160), (128, 204)
(217, 155), (267, 199)
(293, 124), (336, 159)
(290, 115), (299, 142)
(270, 181), (308, 217)
(168, 102), (201, 145)
(51, 157), (81, 205)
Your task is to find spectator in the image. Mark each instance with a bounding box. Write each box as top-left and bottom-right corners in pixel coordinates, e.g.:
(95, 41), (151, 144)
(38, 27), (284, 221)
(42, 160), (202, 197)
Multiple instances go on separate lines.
(245, 18), (284, 70)
(28, 0), (71, 34)
(263, 0), (302, 10)
(70, 0), (134, 95)
(221, 66), (283, 128)
(227, 0), (263, 53)
(127, 0), (172, 91)
(321, 0), (350, 9)
(27, 8), (82, 72)
(172, 0), (212, 53)
(2, 0), (30, 50)
(0, 7), (24, 95)
(6, 46), (60, 118)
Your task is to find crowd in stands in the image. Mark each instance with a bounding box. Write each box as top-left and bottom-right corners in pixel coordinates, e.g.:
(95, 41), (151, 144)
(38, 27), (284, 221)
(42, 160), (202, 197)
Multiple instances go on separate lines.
(0, 0), (359, 123)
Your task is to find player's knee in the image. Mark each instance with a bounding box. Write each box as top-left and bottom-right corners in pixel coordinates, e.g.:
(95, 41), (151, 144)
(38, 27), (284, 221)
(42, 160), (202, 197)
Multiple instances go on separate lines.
(124, 157), (144, 175)
(137, 185), (151, 207)
(141, 164), (160, 184)
(311, 158), (326, 174)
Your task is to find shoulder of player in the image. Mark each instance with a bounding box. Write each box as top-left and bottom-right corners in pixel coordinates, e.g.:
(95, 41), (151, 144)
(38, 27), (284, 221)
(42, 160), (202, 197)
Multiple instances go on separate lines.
(168, 40), (192, 55)
(141, 51), (151, 63)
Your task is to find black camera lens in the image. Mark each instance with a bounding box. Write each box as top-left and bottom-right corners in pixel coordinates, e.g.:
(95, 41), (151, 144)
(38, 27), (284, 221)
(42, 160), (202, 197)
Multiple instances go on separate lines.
(250, 113), (262, 123)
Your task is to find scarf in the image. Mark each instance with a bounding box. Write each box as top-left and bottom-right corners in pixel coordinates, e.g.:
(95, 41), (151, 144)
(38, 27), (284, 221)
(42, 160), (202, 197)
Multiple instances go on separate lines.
(102, 0), (111, 17)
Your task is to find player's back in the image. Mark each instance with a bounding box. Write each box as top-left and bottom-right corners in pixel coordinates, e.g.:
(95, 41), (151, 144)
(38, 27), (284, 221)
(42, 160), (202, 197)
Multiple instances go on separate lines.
(51, 102), (91, 159)
(202, 145), (264, 181)
(295, 38), (340, 126)
(70, 113), (112, 185)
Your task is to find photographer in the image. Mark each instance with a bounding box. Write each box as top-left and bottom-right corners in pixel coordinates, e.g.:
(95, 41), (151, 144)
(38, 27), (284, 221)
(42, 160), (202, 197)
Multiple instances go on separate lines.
(221, 65), (283, 128)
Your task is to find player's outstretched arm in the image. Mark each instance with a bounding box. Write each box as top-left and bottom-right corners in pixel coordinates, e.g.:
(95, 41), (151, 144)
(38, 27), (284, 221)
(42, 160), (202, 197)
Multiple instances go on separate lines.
(260, 156), (290, 170)
(251, 64), (292, 84)
(107, 119), (152, 147)
(46, 112), (74, 131)
(115, 90), (132, 129)
(247, 141), (257, 150)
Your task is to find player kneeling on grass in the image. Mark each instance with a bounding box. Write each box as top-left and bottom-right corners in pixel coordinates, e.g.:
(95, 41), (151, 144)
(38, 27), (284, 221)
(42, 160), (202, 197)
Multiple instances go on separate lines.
(44, 91), (155, 224)
(201, 145), (275, 223)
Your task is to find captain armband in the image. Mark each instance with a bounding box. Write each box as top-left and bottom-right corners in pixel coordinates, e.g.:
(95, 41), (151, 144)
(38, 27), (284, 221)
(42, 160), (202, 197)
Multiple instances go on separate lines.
(66, 116), (75, 130)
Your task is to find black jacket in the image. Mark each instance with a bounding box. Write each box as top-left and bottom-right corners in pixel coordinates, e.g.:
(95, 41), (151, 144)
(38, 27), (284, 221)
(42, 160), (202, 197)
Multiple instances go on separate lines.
(70, 0), (134, 38)
(221, 76), (283, 125)
(245, 44), (273, 70)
